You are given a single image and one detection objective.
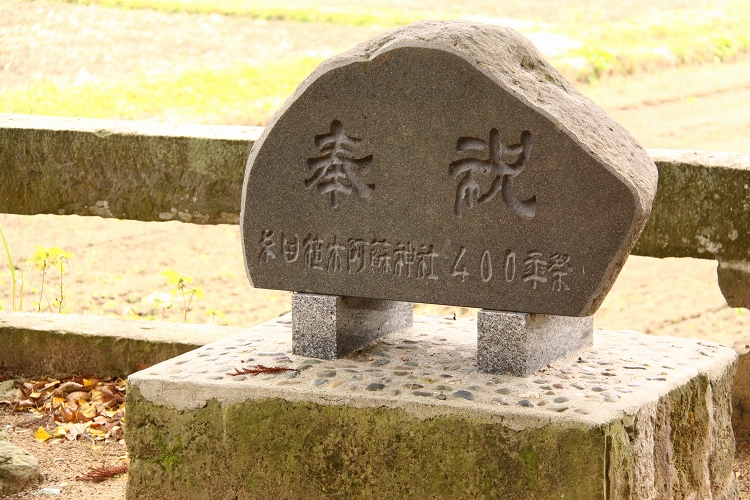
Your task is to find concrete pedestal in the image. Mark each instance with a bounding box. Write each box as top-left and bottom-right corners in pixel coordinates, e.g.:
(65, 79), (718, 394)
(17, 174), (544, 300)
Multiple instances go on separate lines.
(126, 315), (738, 500)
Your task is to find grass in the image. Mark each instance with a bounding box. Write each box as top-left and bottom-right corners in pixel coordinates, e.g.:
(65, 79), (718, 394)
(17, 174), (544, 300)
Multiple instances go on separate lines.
(4, 1), (750, 123)
(554, 2), (750, 81)
(0, 57), (323, 125)
(54, 0), (432, 27)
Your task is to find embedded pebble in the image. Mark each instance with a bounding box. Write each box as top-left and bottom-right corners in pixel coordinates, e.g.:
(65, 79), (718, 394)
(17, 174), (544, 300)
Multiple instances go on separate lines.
(141, 316), (728, 423)
(453, 390), (474, 401)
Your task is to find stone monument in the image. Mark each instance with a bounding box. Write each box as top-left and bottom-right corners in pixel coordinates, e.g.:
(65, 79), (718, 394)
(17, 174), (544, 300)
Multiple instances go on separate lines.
(125, 21), (738, 500)
(241, 20), (657, 375)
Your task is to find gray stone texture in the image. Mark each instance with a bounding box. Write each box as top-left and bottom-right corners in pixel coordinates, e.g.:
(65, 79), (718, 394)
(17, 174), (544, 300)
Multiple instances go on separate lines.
(717, 261), (750, 309)
(0, 430), (38, 496)
(292, 293), (412, 358)
(126, 315), (738, 500)
(477, 309), (593, 376)
(241, 20), (657, 317)
(0, 113), (259, 224)
(0, 311), (244, 377)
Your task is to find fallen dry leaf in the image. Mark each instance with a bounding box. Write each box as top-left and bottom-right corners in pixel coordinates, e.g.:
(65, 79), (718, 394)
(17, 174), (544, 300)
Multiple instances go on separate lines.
(75, 464), (129, 483)
(10, 375), (127, 443)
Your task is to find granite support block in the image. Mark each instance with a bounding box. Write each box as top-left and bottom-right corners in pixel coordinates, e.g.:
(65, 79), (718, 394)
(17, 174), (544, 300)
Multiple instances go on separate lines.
(477, 310), (593, 376)
(126, 316), (739, 500)
(292, 293), (412, 359)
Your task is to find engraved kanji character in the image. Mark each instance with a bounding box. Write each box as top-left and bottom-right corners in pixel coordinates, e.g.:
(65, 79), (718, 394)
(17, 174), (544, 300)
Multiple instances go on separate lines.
(449, 129), (536, 219)
(282, 233), (299, 263)
(327, 236), (345, 272)
(393, 242), (416, 277)
(549, 253), (571, 291)
(416, 245), (439, 280)
(347, 238), (367, 273)
(305, 120), (374, 208)
(302, 234), (324, 270)
(369, 239), (393, 275)
(258, 230), (276, 264)
(523, 251), (548, 290)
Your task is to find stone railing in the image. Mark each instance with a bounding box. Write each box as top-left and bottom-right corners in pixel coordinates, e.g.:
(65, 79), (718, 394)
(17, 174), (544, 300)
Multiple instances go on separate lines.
(1, 113), (748, 308)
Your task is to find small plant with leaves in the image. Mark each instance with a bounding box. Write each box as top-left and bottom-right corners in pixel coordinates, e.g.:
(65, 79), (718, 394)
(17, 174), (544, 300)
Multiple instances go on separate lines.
(29, 246), (72, 313)
(206, 308), (227, 326)
(141, 292), (173, 320)
(161, 270), (203, 322)
(0, 226), (15, 311)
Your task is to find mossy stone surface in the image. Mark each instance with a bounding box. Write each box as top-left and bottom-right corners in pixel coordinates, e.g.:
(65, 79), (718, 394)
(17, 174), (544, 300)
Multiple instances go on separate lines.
(126, 386), (605, 500)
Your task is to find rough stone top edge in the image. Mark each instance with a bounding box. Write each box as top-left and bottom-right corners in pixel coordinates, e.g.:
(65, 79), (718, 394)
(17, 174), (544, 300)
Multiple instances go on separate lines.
(128, 315), (736, 430)
(0, 311), (244, 345)
(256, 20), (657, 214)
(647, 148), (750, 171)
(0, 113), (262, 141)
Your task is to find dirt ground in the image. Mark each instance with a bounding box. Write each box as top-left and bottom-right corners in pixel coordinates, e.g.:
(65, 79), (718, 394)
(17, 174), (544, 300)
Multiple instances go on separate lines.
(1, 0), (750, 498)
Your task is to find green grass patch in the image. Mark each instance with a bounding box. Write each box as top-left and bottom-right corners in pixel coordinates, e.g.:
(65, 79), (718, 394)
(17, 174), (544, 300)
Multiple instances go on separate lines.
(7, 1), (750, 124)
(51, 0), (432, 27)
(0, 57), (324, 125)
(554, 2), (750, 81)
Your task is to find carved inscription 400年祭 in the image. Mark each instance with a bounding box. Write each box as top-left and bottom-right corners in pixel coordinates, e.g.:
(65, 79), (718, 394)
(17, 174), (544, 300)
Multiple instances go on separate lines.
(241, 21), (659, 316)
(258, 230), (573, 293)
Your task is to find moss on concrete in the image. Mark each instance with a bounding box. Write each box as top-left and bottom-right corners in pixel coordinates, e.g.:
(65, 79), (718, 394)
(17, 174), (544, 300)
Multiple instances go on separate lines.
(126, 386), (606, 500)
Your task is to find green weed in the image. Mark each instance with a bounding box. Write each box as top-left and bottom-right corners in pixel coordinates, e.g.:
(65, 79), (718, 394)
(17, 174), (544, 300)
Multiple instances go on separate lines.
(0, 226), (16, 311)
(29, 247), (73, 313)
(206, 308), (227, 325)
(161, 270), (203, 322)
